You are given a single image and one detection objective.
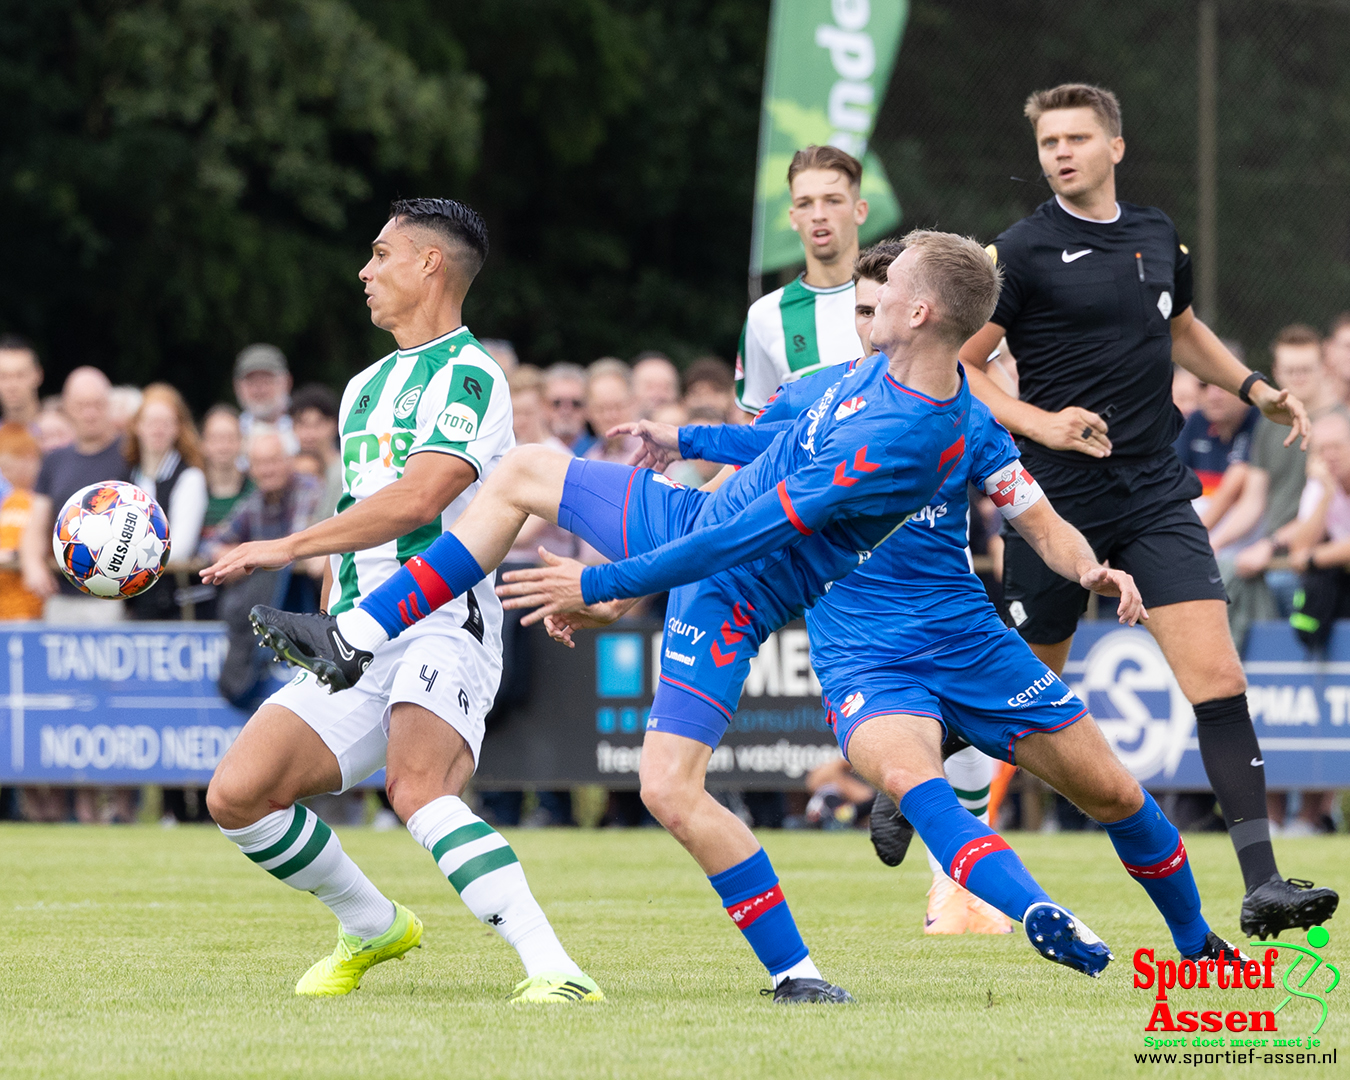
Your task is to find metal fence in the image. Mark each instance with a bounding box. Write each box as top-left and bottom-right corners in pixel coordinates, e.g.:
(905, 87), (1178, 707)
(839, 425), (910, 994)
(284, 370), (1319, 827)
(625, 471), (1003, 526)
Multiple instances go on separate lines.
(869, 0), (1350, 367)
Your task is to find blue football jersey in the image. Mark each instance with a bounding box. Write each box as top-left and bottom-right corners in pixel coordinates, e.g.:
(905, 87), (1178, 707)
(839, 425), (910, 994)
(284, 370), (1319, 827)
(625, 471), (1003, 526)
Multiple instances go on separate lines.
(680, 361), (1034, 662)
(581, 354), (971, 619)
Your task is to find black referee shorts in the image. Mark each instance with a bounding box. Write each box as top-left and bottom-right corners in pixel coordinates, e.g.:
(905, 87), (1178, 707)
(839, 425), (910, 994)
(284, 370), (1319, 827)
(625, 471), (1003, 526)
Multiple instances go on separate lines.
(1002, 451), (1227, 644)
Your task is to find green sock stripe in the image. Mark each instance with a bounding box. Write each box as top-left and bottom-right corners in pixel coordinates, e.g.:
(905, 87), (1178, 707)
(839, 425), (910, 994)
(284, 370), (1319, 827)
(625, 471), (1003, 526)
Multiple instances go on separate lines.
(951, 784), (991, 801)
(963, 802), (990, 818)
(245, 806), (307, 863)
(268, 817), (333, 881)
(430, 821), (496, 863)
(447, 845), (519, 894)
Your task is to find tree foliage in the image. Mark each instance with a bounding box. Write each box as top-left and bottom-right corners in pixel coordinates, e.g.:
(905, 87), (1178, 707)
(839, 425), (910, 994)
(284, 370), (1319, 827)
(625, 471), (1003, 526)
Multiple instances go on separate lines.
(0, 0), (480, 407)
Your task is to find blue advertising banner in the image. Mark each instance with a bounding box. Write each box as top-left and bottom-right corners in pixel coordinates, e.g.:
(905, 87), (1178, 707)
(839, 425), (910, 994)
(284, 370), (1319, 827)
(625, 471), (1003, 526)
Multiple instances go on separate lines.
(5, 619), (1350, 791)
(1066, 622), (1350, 790)
(0, 622), (250, 786)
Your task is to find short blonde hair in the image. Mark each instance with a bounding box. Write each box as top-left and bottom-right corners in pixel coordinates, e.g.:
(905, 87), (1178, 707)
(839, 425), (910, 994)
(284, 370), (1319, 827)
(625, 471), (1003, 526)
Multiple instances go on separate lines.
(1024, 83), (1122, 139)
(898, 230), (1003, 344)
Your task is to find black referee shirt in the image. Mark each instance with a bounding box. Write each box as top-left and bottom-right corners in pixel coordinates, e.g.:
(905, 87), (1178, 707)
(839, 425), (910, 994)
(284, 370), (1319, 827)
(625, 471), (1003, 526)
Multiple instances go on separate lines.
(988, 197), (1194, 468)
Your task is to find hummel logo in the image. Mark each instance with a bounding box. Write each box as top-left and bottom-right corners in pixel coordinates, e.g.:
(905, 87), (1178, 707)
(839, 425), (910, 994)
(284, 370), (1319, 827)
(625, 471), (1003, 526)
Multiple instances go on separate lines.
(1061, 249), (1092, 263)
(332, 633), (355, 661)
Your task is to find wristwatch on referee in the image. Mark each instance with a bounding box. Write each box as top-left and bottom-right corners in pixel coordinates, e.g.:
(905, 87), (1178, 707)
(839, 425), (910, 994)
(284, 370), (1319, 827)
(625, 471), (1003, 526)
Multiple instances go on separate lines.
(1239, 371), (1270, 405)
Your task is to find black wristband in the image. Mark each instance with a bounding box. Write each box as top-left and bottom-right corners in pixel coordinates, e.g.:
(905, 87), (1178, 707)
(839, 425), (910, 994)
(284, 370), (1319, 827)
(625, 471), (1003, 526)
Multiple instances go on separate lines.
(1239, 371), (1269, 406)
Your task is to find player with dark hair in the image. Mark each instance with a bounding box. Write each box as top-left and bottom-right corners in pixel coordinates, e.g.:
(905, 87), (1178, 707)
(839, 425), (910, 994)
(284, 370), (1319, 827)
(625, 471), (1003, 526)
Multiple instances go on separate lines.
(249, 229), (995, 1003)
(958, 83), (1335, 939)
(198, 199), (601, 1003)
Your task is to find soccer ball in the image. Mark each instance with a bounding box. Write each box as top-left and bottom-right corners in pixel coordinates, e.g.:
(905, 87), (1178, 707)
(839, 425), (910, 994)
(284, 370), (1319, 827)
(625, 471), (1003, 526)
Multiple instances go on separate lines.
(52, 482), (171, 598)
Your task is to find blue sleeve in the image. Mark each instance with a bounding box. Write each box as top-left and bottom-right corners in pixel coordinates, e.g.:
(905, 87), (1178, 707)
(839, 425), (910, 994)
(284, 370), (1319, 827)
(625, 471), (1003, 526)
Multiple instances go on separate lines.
(678, 422), (789, 466)
(580, 420), (926, 603)
(967, 404), (1020, 486)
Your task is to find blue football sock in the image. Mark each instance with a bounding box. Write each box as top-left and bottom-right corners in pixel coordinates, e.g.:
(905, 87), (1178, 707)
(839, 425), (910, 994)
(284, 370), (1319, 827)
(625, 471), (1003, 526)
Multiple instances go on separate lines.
(359, 533), (484, 639)
(708, 848), (809, 977)
(901, 777), (1051, 922)
(1102, 792), (1209, 956)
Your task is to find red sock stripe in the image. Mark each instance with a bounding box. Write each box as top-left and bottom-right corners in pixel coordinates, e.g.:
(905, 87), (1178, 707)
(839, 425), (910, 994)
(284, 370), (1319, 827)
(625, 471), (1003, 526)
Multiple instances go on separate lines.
(1122, 837), (1188, 880)
(949, 835), (1011, 888)
(406, 555), (454, 610)
(725, 884), (785, 930)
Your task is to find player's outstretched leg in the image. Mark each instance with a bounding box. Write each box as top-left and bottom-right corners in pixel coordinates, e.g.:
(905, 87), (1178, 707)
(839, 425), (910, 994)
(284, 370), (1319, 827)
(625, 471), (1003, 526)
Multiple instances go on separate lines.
(207, 707), (420, 997)
(640, 732), (852, 1003)
(251, 445), (574, 688)
(848, 715), (1112, 977)
(1014, 717), (1245, 964)
(388, 703), (600, 1004)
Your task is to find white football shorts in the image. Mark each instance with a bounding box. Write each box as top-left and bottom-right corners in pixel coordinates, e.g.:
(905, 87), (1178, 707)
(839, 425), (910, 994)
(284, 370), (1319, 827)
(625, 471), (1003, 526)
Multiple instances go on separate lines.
(264, 615), (502, 792)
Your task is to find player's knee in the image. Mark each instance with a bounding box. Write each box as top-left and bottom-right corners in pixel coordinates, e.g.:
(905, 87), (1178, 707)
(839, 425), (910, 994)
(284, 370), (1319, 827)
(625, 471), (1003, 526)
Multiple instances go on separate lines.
(638, 772), (698, 834)
(875, 762), (932, 803)
(383, 769), (440, 824)
(206, 768), (262, 831)
(1085, 772), (1145, 824)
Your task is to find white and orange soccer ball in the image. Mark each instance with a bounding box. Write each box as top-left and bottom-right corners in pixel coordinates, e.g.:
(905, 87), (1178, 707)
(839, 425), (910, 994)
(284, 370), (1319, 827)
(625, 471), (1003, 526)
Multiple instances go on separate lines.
(52, 481), (171, 598)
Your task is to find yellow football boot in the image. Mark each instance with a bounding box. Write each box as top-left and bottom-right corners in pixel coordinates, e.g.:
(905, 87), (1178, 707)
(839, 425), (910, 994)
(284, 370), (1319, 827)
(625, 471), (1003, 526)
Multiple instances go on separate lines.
(508, 971), (604, 1004)
(295, 902), (423, 996)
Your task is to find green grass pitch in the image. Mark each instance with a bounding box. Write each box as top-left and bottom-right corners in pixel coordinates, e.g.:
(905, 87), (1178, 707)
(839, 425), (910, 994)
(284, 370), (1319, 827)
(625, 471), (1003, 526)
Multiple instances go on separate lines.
(1, 824), (1345, 1079)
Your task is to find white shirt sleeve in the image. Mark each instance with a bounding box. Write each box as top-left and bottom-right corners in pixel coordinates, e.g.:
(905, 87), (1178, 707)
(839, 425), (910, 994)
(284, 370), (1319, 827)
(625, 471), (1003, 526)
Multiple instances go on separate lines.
(736, 306), (784, 413)
(165, 467), (208, 565)
(410, 348), (515, 475)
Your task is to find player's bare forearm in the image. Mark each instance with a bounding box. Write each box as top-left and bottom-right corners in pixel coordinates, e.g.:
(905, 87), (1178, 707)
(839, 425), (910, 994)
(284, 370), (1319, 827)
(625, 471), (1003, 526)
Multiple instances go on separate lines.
(1172, 308), (1310, 448)
(1010, 500), (1098, 583)
(319, 560), (333, 614)
(961, 348), (1044, 439)
(963, 327), (1111, 458)
(200, 455), (476, 583)
(1010, 499), (1146, 624)
(1170, 309), (1252, 394)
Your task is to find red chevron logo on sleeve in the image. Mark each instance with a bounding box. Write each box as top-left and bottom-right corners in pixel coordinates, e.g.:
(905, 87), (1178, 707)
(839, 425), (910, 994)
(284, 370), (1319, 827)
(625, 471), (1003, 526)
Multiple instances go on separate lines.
(832, 445), (881, 487)
(720, 621), (745, 646)
(709, 640), (737, 667)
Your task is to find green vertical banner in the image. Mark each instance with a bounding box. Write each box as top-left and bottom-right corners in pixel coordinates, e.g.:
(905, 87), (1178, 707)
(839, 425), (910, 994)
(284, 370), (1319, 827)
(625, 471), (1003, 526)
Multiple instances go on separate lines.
(750, 0), (908, 278)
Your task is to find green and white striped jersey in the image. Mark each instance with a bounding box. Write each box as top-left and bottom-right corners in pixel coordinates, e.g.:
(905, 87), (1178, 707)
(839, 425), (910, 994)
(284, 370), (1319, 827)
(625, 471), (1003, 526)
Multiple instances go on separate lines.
(734, 276), (865, 413)
(327, 326), (512, 651)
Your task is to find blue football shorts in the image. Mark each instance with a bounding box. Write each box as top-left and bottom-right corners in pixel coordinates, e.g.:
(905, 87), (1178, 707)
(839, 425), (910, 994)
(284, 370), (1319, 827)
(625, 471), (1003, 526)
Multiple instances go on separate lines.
(557, 458), (773, 748)
(818, 616), (1088, 764)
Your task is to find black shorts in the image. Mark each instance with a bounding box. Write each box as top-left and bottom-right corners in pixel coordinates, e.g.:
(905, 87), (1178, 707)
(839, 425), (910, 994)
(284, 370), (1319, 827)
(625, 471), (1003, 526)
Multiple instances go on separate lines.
(1003, 450), (1227, 644)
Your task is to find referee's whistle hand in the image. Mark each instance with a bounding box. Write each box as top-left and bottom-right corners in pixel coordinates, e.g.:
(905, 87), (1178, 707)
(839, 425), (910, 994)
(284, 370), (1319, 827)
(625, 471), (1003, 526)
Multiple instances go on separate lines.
(1253, 385), (1311, 451)
(1033, 407), (1112, 459)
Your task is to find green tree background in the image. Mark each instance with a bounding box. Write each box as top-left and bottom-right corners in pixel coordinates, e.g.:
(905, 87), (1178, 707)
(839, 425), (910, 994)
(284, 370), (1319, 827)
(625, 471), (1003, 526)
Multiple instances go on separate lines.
(1, 0), (1347, 409)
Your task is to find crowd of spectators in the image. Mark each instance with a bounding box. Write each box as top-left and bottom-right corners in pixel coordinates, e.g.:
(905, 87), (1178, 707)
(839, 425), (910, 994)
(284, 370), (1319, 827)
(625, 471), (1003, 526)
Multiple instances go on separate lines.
(1171, 314), (1350, 835)
(5, 317), (1350, 832)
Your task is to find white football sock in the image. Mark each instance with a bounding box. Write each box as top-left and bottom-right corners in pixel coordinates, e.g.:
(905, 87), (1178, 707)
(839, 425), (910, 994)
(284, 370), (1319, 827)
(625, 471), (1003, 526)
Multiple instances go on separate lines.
(335, 607), (389, 653)
(222, 805), (395, 941)
(772, 955), (823, 987)
(407, 795), (582, 978)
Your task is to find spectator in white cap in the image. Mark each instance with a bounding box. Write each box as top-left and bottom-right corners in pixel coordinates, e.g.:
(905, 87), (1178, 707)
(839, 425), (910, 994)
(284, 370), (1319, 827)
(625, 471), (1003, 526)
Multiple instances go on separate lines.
(234, 343), (297, 453)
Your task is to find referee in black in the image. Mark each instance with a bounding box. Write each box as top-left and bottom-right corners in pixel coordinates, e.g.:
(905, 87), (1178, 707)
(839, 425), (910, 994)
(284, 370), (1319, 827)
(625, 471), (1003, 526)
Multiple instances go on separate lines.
(960, 83), (1336, 939)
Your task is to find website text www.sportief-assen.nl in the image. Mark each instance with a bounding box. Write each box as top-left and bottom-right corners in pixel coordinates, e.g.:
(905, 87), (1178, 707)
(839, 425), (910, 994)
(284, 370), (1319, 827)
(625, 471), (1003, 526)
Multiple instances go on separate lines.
(1133, 1048), (1338, 1065)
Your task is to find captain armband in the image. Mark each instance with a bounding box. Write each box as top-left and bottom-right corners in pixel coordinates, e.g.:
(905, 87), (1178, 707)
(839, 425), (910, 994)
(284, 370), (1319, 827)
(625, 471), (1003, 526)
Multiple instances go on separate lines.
(983, 460), (1044, 521)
